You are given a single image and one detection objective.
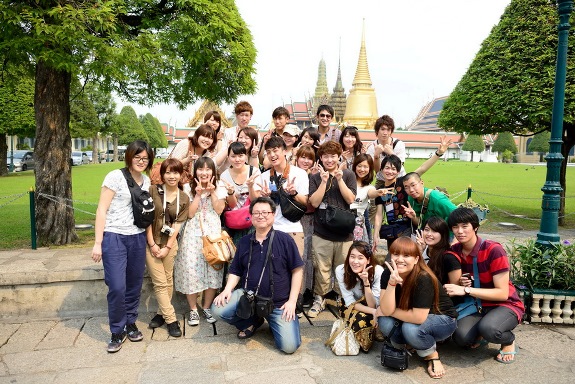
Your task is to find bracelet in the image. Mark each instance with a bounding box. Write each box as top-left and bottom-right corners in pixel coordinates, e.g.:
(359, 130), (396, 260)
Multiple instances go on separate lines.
(227, 191), (234, 196)
(388, 282), (397, 287)
(364, 285), (370, 288)
(149, 243), (156, 248)
(165, 245), (172, 250)
(435, 151), (443, 157)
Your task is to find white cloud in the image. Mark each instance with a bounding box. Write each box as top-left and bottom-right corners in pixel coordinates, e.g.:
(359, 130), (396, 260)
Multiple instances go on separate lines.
(121, 0), (511, 129)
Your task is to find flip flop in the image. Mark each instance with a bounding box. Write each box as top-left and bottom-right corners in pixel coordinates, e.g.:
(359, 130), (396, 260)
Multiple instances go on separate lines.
(425, 358), (445, 379)
(495, 347), (517, 364)
(237, 318), (265, 340)
(470, 338), (489, 349)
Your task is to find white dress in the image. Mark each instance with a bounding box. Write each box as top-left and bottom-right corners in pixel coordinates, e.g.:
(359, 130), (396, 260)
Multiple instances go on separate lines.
(174, 185), (226, 294)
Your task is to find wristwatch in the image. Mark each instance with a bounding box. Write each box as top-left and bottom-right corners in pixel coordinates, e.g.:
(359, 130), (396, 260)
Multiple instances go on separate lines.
(290, 191), (298, 197)
(464, 287), (471, 296)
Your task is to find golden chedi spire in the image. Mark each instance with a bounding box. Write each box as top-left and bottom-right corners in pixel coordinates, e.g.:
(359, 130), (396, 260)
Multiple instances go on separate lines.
(343, 20), (378, 129)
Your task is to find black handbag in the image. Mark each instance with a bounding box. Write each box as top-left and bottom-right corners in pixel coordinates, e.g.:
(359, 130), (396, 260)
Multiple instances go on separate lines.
(379, 221), (411, 240)
(381, 321), (409, 371)
(235, 231), (276, 319)
(279, 188), (306, 222)
(322, 205), (356, 235)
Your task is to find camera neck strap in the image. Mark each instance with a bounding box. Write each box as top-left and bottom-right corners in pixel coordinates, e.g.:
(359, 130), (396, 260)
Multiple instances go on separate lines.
(161, 185), (180, 226)
(245, 230), (275, 297)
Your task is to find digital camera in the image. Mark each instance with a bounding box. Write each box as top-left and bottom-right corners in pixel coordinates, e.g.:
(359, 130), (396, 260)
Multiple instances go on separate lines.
(160, 224), (175, 236)
(245, 290), (256, 302)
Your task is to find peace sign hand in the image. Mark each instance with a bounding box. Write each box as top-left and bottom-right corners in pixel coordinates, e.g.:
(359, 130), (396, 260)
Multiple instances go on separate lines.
(194, 178), (204, 194)
(318, 163), (329, 183)
(358, 265), (373, 286)
(401, 201), (416, 219)
(222, 179), (235, 196)
(333, 169), (344, 181)
(204, 176), (216, 193)
(284, 176), (297, 195)
(246, 172), (258, 188)
(384, 259), (403, 286)
(257, 175), (271, 197)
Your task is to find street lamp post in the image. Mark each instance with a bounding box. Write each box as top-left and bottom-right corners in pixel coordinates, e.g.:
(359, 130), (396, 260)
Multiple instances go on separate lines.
(537, 0), (573, 246)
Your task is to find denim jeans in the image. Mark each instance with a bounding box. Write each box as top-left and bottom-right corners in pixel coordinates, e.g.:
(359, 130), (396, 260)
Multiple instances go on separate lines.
(101, 231), (146, 334)
(378, 314), (457, 357)
(211, 289), (301, 354)
(452, 305), (519, 347)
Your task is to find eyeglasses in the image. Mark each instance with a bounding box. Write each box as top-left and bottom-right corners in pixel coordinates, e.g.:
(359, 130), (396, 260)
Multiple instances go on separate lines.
(404, 182), (420, 190)
(319, 113), (332, 119)
(134, 156), (150, 163)
(252, 211), (273, 217)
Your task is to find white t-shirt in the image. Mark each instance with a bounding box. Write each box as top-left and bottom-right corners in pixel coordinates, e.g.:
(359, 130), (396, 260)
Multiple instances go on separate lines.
(366, 138), (407, 178)
(220, 165), (262, 209)
(335, 264), (384, 307)
(103, 169), (150, 235)
(350, 184), (375, 215)
(260, 164), (309, 233)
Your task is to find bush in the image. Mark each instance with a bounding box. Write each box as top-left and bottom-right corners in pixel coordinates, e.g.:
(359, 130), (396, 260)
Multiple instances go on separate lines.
(82, 145), (93, 151)
(501, 149), (514, 163)
(508, 239), (575, 291)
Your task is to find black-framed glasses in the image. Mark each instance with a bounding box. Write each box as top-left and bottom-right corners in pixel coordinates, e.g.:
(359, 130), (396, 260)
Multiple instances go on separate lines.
(319, 113), (332, 118)
(252, 211), (273, 217)
(134, 156), (150, 163)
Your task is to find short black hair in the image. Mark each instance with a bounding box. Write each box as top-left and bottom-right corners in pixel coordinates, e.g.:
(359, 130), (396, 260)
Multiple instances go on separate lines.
(448, 207), (480, 230)
(264, 136), (287, 151)
(380, 154), (402, 172)
(227, 141), (247, 156)
(249, 196), (277, 214)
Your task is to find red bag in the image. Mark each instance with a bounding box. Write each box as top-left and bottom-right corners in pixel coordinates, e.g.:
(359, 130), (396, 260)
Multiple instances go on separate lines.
(224, 198), (252, 230)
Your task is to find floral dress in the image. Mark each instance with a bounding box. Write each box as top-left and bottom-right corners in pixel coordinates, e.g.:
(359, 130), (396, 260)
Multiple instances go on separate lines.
(174, 184), (226, 294)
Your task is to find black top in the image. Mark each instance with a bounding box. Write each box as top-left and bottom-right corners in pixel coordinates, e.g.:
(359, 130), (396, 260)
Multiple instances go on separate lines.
(381, 269), (458, 318)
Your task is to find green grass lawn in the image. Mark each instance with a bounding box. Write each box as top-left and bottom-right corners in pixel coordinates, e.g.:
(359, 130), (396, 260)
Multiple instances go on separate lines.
(0, 159), (573, 249)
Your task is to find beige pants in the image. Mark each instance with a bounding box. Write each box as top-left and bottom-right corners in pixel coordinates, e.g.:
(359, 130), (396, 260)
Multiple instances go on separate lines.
(288, 232), (305, 294)
(311, 235), (352, 297)
(145, 243), (178, 324)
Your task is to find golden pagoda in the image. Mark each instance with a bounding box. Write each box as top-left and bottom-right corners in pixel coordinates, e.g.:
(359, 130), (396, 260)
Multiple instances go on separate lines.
(330, 43), (347, 123)
(186, 100), (232, 128)
(312, 58), (330, 116)
(343, 20), (378, 130)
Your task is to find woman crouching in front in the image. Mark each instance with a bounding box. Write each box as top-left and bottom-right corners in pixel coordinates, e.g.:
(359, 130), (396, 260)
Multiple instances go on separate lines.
(377, 236), (458, 379)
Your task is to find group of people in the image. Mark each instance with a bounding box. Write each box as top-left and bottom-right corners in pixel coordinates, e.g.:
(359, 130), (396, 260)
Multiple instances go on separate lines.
(91, 101), (524, 379)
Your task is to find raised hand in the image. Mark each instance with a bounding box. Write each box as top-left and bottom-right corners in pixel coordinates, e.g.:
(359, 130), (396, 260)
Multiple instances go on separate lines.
(358, 265), (373, 286)
(257, 175), (272, 197)
(246, 172), (258, 188)
(318, 163), (329, 183)
(384, 259), (403, 286)
(222, 179), (235, 196)
(284, 176), (297, 195)
(401, 201), (416, 220)
(204, 176), (216, 193)
(374, 143), (385, 157)
(333, 169), (344, 181)
(194, 177), (204, 195)
(415, 229), (425, 253)
(438, 135), (453, 155)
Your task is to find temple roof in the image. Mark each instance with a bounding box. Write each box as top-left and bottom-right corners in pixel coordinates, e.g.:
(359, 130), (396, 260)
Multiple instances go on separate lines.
(406, 96), (448, 132)
(186, 100), (232, 128)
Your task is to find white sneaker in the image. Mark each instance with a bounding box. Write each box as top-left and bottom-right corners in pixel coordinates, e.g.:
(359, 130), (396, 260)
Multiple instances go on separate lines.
(307, 295), (325, 318)
(188, 309), (200, 326)
(202, 308), (217, 324)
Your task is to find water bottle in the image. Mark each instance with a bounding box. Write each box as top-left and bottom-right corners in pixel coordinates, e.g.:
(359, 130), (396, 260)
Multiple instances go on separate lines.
(353, 216), (364, 241)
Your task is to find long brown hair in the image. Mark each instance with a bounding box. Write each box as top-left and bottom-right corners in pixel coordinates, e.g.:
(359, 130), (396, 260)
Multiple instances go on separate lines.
(343, 241), (377, 291)
(190, 124), (217, 152)
(424, 217), (451, 283)
(389, 237), (440, 313)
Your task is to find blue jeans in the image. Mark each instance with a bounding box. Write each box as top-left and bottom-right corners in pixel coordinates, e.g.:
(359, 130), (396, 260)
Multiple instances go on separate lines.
(102, 231), (146, 334)
(378, 314), (457, 357)
(211, 289), (301, 354)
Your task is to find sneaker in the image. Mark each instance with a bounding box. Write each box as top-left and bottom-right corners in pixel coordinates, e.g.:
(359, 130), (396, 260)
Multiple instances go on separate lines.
(126, 323), (143, 342)
(107, 332), (127, 353)
(167, 321), (182, 337)
(307, 295), (325, 318)
(188, 309), (200, 326)
(149, 314), (165, 329)
(202, 308), (217, 324)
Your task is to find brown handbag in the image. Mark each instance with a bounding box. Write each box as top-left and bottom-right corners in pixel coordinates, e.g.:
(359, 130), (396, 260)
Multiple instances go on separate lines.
(199, 208), (236, 270)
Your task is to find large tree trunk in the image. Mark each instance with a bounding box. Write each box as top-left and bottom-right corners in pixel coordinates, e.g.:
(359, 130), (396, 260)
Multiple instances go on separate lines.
(0, 133), (7, 176)
(560, 123), (575, 226)
(34, 61), (77, 245)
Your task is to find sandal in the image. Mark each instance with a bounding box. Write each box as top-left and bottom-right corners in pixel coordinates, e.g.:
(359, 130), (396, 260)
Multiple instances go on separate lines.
(495, 345), (517, 364)
(237, 318), (264, 340)
(470, 338), (489, 349)
(425, 358), (445, 379)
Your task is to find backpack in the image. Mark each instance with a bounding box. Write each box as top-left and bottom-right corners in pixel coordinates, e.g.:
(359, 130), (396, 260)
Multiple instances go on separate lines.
(120, 167), (155, 229)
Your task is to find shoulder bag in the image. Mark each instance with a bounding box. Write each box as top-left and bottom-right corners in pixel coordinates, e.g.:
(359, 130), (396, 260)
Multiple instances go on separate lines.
(318, 175), (356, 235)
(454, 244), (485, 320)
(381, 320), (409, 370)
(271, 165), (307, 222)
(199, 200), (236, 270)
(120, 167), (155, 229)
(223, 166), (254, 230)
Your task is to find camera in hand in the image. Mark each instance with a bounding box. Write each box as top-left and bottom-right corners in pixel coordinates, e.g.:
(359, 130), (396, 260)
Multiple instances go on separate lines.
(160, 224), (175, 236)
